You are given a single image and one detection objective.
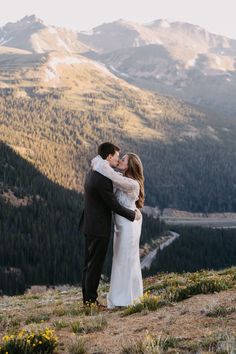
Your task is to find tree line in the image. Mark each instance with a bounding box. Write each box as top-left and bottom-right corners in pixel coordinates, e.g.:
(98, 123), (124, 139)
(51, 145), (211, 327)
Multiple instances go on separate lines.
(1, 92), (236, 212)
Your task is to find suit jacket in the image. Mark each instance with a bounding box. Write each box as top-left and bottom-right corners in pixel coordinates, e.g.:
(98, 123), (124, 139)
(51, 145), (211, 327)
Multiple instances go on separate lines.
(82, 169), (135, 238)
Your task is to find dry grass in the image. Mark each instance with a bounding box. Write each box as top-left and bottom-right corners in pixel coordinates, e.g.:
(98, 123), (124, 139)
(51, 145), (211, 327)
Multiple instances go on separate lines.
(0, 269), (236, 353)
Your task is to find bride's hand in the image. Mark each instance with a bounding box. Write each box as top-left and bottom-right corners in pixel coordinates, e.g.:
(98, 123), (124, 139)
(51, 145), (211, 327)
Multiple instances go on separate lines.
(135, 208), (142, 221)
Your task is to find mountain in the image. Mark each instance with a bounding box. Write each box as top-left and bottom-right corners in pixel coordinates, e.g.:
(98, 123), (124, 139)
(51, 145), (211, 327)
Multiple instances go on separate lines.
(1, 16), (236, 212)
(2, 45), (236, 211)
(0, 15), (89, 53)
(79, 18), (235, 54)
(1, 15), (236, 114)
(79, 19), (236, 116)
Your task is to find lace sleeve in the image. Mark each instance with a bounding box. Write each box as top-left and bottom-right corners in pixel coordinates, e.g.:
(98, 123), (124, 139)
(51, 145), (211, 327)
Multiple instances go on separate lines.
(91, 155), (139, 194)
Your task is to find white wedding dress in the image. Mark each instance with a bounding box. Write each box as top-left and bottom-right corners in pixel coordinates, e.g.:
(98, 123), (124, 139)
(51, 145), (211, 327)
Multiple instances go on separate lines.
(92, 156), (143, 308)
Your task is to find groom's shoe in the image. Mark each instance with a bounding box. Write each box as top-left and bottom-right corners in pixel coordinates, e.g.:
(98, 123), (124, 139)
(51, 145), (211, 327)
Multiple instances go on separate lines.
(84, 300), (107, 311)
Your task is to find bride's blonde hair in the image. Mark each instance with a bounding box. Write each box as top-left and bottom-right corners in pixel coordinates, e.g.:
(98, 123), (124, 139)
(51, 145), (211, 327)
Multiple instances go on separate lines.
(125, 153), (145, 209)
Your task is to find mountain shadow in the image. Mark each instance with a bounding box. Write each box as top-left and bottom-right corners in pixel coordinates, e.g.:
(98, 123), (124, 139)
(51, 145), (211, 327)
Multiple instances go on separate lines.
(0, 141), (84, 294)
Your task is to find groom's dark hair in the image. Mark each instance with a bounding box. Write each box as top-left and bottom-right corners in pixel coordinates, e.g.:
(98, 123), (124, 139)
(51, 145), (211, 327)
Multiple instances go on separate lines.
(98, 142), (120, 159)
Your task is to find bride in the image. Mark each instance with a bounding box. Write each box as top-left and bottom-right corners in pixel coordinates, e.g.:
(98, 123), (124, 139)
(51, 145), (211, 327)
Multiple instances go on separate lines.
(92, 152), (144, 308)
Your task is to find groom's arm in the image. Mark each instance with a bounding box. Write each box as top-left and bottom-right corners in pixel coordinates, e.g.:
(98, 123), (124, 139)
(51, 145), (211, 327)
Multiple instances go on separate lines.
(96, 173), (135, 221)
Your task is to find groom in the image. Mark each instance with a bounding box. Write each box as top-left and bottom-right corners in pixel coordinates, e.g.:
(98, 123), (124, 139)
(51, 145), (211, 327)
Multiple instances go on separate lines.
(81, 142), (141, 306)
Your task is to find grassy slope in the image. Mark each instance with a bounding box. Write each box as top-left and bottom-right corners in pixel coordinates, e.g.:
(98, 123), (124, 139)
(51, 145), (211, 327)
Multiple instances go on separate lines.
(0, 267), (236, 353)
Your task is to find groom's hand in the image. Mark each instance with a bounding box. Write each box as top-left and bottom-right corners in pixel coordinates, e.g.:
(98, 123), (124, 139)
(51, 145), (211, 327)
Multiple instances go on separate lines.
(135, 208), (142, 221)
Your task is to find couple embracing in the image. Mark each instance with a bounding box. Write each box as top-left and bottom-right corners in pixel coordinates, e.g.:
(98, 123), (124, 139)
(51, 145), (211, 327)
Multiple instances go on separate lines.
(81, 142), (144, 309)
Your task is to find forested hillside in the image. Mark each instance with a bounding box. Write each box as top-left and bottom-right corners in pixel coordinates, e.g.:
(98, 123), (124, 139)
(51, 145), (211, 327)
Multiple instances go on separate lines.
(0, 142), (165, 295)
(0, 142), (84, 294)
(148, 226), (236, 276)
(1, 90), (236, 212)
(1, 143), (235, 296)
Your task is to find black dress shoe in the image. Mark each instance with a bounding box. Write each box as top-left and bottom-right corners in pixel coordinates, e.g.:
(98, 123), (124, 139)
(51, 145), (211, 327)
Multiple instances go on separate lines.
(83, 300), (106, 309)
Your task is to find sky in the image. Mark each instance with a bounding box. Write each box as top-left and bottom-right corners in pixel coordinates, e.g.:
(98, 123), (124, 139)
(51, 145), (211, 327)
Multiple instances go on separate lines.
(1, 0), (236, 39)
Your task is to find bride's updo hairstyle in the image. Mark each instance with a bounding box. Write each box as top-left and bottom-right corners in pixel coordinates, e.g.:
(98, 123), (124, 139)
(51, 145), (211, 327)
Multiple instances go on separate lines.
(125, 153), (145, 209)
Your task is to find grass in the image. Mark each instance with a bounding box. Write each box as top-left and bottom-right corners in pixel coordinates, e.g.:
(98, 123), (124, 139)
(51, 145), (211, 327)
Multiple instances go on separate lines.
(68, 336), (88, 354)
(52, 304), (81, 317)
(200, 332), (236, 353)
(79, 302), (101, 316)
(52, 320), (69, 330)
(25, 313), (51, 324)
(122, 333), (181, 353)
(122, 292), (168, 316)
(123, 267), (236, 316)
(122, 332), (236, 354)
(71, 315), (107, 334)
(205, 305), (236, 317)
(0, 315), (21, 333)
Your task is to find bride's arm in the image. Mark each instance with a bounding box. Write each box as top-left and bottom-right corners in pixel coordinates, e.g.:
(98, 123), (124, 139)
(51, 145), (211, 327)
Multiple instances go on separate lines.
(91, 155), (138, 193)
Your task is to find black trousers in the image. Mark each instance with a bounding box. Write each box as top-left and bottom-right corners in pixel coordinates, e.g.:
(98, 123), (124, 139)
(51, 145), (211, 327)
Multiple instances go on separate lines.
(82, 234), (110, 304)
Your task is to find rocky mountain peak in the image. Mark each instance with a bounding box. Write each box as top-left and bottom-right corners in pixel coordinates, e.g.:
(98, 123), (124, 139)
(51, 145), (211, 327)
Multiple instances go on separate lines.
(3, 14), (45, 33)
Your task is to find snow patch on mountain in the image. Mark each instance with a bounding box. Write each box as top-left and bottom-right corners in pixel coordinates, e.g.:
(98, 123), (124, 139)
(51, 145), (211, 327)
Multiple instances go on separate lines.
(159, 20), (171, 28)
(44, 55), (117, 82)
(109, 65), (130, 78)
(214, 56), (226, 71)
(56, 36), (71, 52)
(80, 29), (94, 36)
(30, 33), (50, 53)
(133, 38), (140, 47)
(48, 27), (57, 34)
(44, 56), (84, 81)
(0, 37), (12, 45)
(92, 61), (117, 77)
(186, 57), (197, 68)
(44, 68), (57, 81)
(49, 56), (83, 68)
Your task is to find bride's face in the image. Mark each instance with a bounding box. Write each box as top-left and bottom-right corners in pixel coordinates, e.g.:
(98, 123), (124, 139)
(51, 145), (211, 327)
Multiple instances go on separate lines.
(117, 154), (129, 172)
(107, 151), (120, 168)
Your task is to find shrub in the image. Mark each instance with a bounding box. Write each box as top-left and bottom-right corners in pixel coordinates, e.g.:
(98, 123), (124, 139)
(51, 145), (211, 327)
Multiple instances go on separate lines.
(205, 305), (236, 317)
(122, 333), (180, 353)
(71, 315), (107, 334)
(68, 337), (88, 354)
(0, 327), (57, 354)
(123, 292), (166, 316)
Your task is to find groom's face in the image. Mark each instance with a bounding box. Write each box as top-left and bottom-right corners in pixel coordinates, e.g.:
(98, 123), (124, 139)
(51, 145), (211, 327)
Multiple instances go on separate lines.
(107, 151), (120, 168)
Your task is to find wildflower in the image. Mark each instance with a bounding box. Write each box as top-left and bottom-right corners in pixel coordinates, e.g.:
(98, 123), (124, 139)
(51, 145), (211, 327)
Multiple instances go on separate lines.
(2, 336), (9, 342)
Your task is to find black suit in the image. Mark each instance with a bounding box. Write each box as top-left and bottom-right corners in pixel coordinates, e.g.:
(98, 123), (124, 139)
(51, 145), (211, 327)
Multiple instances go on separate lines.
(81, 169), (135, 304)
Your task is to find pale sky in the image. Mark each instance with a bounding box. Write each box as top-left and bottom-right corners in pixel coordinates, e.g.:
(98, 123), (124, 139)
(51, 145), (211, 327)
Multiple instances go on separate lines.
(1, 0), (236, 39)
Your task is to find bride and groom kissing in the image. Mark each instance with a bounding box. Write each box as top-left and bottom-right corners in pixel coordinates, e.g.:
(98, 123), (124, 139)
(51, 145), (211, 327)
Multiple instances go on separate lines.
(81, 142), (144, 309)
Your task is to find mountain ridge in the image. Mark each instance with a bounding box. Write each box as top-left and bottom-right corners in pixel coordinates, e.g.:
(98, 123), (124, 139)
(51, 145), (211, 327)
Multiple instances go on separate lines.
(1, 15), (236, 212)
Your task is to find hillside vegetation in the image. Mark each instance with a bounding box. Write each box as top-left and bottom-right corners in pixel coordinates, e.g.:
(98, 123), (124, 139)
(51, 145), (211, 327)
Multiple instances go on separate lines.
(1, 67), (236, 211)
(0, 267), (236, 353)
(0, 142), (165, 295)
